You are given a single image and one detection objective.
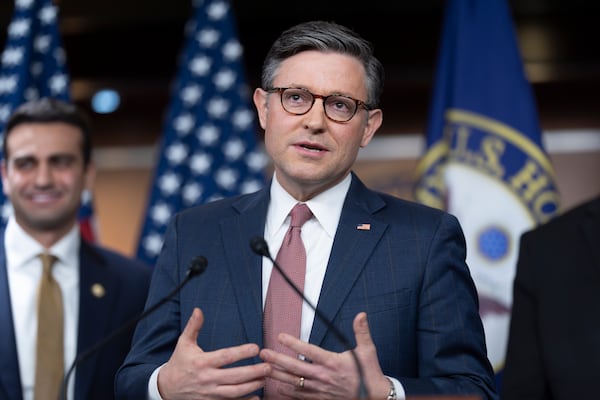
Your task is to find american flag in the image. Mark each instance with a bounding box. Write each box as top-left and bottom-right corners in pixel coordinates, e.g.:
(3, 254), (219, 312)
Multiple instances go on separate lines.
(0, 0), (96, 241)
(135, 0), (267, 265)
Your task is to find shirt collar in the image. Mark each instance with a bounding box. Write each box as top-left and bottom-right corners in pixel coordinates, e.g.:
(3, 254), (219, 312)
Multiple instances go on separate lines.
(268, 173), (351, 238)
(5, 216), (81, 269)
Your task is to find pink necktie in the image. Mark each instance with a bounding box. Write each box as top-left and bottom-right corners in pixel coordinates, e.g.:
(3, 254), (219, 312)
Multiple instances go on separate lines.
(264, 203), (312, 398)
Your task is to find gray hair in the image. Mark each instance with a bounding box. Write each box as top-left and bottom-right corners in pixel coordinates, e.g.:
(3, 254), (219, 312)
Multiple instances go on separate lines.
(261, 21), (384, 108)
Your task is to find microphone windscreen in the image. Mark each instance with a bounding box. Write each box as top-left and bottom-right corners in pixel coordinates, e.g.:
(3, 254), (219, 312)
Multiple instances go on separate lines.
(250, 236), (270, 257)
(188, 256), (208, 276)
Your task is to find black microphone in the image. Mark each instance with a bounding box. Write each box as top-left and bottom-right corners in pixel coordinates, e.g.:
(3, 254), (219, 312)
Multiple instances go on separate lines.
(250, 237), (369, 399)
(58, 256), (208, 400)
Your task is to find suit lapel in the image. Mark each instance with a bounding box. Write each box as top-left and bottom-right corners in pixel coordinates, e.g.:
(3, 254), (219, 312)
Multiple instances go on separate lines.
(309, 175), (387, 347)
(0, 235), (24, 400)
(220, 188), (270, 347)
(74, 241), (118, 400)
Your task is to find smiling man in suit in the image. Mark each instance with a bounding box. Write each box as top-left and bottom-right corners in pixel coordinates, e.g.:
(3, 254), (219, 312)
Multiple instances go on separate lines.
(0, 98), (151, 400)
(116, 21), (497, 400)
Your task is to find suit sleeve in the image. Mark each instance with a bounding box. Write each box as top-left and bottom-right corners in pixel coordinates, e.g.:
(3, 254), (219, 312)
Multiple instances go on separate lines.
(400, 213), (498, 400)
(115, 217), (185, 399)
(502, 232), (547, 399)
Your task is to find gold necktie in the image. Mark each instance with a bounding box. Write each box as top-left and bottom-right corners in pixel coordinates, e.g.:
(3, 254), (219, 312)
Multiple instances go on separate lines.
(34, 253), (64, 400)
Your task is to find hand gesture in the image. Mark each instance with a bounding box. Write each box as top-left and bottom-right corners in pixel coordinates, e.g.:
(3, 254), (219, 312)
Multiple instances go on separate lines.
(259, 312), (391, 399)
(158, 307), (271, 400)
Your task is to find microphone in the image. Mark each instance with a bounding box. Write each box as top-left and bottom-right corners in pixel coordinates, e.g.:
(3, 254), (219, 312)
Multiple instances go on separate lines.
(58, 256), (208, 400)
(250, 237), (369, 399)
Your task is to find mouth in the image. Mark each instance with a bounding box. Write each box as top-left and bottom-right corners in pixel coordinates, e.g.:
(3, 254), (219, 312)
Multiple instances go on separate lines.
(296, 142), (327, 153)
(28, 192), (61, 205)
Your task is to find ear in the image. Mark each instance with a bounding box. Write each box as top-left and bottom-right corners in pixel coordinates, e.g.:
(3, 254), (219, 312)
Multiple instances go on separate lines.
(360, 108), (383, 148)
(253, 88), (269, 130)
(0, 160), (9, 196)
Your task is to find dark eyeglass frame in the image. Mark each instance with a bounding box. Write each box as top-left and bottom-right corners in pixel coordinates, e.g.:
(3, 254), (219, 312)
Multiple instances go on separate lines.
(266, 87), (372, 122)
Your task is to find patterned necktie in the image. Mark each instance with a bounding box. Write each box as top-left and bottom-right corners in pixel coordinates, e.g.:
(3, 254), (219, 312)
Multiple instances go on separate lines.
(34, 253), (64, 400)
(263, 203), (313, 398)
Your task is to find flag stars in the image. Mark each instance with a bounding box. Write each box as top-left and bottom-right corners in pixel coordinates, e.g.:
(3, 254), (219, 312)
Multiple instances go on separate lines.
(35, 35), (51, 53)
(48, 73), (68, 94)
(213, 68), (236, 91)
(222, 40), (242, 61)
(189, 152), (212, 174)
(207, 1), (229, 21)
(2, 47), (24, 66)
(8, 18), (31, 38)
(0, 75), (18, 94)
(207, 97), (229, 119)
(223, 138), (245, 161)
(232, 108), (254, 130)
(142, 232), (164, 256)
(16, 0), (35, 9)
(150, 202), (173, 226)
(54, 47), (66, 64)
(39, 4), (57, 25)
(158, 172), (182, 195)
(189, 55), (212, 76)
(215, 167), (238, 190)
(196, 28), (220, 48)
(0, 105), (12, 122)
(241, 179), (263, 194)
(24, 86), (39, 100)
(180, 84), (202, 106)
(246, 150), (269, 172)
(166, 142), (188, 165)
(173, 113), (195, 135)
(196, 124), (220, 145)
(182, 182), (203, 205)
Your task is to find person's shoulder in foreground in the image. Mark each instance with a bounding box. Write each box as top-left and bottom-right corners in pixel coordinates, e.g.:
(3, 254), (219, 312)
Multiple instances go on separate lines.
(503, 195), (600, 400)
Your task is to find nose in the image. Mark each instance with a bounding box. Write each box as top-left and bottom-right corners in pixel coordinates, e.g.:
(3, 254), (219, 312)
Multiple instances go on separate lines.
(34, 163), (53, 187)
(301, 98), (327, 132)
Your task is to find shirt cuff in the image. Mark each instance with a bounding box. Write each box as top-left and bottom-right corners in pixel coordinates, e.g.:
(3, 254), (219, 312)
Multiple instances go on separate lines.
(147, 365), (165, 400)
(387, 376), (406, 400)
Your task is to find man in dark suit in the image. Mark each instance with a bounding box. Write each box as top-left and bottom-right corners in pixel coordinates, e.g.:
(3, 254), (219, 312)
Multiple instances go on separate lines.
(0, 98), (151, 400)
(116, 21), (497, 400)
(503, 195), (600, 400)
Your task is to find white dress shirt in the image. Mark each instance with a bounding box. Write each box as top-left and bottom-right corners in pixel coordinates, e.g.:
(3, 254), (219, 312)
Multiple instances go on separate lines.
(5, 216), (80, 400)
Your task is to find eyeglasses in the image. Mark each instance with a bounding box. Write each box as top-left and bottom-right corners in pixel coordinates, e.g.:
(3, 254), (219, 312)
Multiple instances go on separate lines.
(267, 87), (371, 122)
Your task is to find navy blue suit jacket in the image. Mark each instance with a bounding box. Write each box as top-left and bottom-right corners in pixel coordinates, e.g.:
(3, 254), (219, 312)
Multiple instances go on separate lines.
(116, 174), (497, 399)
(0, 234), (151, 400)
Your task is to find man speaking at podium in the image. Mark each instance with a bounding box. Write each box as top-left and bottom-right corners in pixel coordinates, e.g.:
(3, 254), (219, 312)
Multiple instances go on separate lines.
(117, 21), (497, 400)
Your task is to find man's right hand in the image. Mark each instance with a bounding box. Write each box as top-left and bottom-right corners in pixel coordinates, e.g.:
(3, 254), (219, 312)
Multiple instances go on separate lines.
(157, 307), (270, 400)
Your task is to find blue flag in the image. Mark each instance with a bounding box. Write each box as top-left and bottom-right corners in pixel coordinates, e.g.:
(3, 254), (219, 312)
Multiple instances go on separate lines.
(0, 0), (96, 241)
(135, 0), (267, 265)
(414, 0), (560, 387)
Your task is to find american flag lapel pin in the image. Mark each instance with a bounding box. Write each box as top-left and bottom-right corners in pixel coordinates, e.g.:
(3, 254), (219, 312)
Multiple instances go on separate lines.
(356, 223), (371, 231)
